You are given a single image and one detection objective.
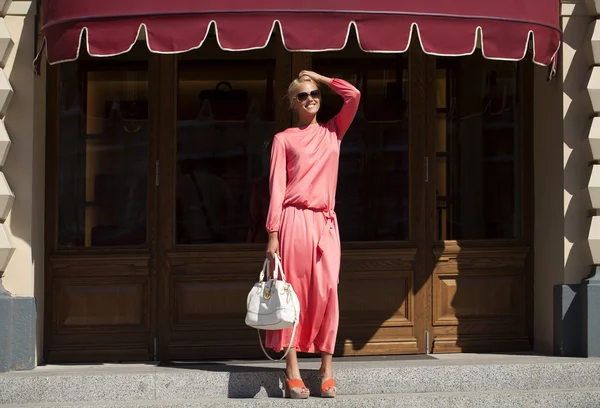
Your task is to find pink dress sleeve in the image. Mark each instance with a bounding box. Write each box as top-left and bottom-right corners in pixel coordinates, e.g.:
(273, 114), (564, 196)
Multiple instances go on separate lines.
(329, 78), (361, 140)
(265, 134), (287, 233)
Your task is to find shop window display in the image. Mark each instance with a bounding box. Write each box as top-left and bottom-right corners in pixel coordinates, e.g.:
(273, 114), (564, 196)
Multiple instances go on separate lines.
(176, 64), (275, 244)
(56, 64), (149, 247)
(314, 52), (409, 242)
(436, 58), (522, 240)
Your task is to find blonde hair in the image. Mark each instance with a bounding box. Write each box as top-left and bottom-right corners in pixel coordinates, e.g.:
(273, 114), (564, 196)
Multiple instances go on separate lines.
(286, 75), (319, 106)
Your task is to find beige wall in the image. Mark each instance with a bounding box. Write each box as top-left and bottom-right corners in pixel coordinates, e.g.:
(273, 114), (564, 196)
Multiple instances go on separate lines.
(2, 1), (38, 297)
(561, 0), (594, 285)
(533, 62), (564, 354)
(0, 0), (46, 363)
(532, 0), (595, 354)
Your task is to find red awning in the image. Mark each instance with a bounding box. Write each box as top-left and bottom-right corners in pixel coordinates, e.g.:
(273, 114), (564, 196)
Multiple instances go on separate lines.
(36, 0), (560, 69)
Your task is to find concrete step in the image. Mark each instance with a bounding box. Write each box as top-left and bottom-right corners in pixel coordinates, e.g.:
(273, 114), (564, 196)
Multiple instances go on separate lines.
(2, 354), (600, 406)
(4, 389), (600, 408)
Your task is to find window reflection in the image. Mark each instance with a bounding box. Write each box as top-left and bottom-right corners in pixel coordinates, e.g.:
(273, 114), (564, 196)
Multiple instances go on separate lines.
(436, 59), (522, 240)
(57, 63), (149, 248)
(314, 57), (409, 241)
(176, 64), (275, 244)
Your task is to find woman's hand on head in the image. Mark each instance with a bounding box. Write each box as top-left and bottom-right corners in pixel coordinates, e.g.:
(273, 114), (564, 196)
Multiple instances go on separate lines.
(266, 232), (279, 261)
(299, 70), (321, 82)
(299, 70), (332, 85)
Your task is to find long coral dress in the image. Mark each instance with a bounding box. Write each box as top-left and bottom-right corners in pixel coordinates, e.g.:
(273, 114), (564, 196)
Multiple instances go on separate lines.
(265, 79), (360, 354)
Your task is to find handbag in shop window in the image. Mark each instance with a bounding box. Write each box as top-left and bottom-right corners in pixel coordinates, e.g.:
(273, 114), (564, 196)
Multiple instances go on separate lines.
(245, 254), (300, 361)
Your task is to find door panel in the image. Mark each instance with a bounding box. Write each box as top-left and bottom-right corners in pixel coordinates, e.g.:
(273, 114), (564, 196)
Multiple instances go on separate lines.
(44, 51), (157, 363)
(336, 247), (419, 355)
(48, 254), (152, 362)
(432, 243), (529, 352)
(429, 57), (532, 353)
(164, 250), (266, 359)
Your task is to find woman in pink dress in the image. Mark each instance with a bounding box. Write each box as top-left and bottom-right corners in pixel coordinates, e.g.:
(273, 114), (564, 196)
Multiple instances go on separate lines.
(265, 70), (360, 399)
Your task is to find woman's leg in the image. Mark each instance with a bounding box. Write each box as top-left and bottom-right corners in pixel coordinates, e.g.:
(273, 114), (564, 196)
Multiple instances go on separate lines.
(320, 351), (333, 379)
(286, 348), (301, 378)
(320, 351), (336, 397)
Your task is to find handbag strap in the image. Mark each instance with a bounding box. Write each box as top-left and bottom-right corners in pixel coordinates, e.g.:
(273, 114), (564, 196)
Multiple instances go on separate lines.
(257, 321), (297, 361)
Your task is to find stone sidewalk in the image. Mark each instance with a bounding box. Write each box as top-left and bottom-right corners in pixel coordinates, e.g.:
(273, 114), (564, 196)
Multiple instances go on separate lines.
(2, 354), (600, 407)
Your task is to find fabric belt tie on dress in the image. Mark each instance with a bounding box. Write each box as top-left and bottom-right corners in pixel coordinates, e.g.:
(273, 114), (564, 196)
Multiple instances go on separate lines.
(316, 208), (336, 255)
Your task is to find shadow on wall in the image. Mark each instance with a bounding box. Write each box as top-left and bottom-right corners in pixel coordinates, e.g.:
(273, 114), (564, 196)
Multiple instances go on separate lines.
(562, 1), (594, 285)
(554, 1), (598, 357)
(2, 10), (45, 355)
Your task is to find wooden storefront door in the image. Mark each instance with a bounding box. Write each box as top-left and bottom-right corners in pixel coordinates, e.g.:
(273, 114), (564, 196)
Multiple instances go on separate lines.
(425, 56), (534, 353)
(44, 47), (161, 363)
(44, 39), (533, 363)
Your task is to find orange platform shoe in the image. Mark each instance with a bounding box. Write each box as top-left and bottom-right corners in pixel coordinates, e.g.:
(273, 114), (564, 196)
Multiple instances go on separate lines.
(320, 378), (336, 398)
(284, 375), (310, 399)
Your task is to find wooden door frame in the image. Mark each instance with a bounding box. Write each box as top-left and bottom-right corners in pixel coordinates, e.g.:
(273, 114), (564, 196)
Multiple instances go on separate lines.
(155, 54), (177, 360)
(44, 62), (59, 362)
(520, 59), (535, 347)
(409, 44), (437, 354)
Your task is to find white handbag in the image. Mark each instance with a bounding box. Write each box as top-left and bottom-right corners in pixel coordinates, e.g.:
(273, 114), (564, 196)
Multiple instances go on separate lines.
(245, 254), (300, 361)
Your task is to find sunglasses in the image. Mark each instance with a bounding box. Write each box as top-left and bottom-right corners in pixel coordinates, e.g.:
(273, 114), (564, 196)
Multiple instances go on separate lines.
(296, 89), (321, 102)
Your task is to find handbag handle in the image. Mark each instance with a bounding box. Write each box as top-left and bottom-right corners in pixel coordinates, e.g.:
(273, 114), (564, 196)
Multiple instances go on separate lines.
(258, 254), (287, 282)
(274, 255), (287, 281)
(259, 258), (269, 282)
